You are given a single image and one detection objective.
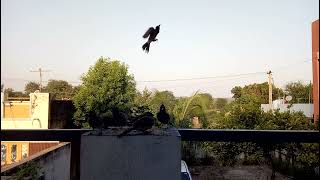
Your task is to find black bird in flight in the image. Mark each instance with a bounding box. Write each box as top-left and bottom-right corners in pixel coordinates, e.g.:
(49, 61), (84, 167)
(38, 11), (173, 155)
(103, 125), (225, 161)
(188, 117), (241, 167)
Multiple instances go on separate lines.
(142, 25), (160, 53)
(118, 112), (155, 137)
(157, 104), (170, 128)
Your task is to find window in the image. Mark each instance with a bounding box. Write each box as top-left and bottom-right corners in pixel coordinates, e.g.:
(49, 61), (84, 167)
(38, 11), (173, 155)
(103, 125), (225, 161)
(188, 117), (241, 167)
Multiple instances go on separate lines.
(1, 145), (6, 161)
(22, 144), (28, 159)
(11, 145), (17, 162)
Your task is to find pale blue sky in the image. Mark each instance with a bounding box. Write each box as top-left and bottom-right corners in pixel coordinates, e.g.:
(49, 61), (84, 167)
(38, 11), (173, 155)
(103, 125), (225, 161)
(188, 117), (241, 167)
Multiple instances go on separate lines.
(1, 0), (319, 97)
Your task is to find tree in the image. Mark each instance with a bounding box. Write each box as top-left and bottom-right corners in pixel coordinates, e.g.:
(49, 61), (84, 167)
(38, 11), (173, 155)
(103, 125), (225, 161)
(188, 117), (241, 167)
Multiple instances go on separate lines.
(148, 90), (177, 114)
(221, 94), (262, 129)
(214, 98), (228, 110)
(231, 86), (242, 99)
(72, 85), (82, 97)
(285, 81), (312, 103)
(73, 57), (136, 128)
(172, 91), (214, 128)
(231, 82), (284, 104)
(3, 88), (27, 98)
(1, 84), (3, 92)
(24, 82), (40, 95)
(43, 80), (74, 99)
(134, 88), (153, 107)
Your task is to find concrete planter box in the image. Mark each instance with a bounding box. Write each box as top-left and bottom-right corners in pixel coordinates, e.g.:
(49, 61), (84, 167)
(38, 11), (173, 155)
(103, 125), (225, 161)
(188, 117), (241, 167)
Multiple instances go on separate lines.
(80, 128), (181, 180)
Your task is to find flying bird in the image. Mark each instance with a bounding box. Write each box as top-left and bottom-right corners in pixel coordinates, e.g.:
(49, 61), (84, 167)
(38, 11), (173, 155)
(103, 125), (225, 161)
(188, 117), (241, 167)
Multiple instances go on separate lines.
(118, 112), (155, 137)
(157, 104), (170, 128)
(142, 25), (160, 53)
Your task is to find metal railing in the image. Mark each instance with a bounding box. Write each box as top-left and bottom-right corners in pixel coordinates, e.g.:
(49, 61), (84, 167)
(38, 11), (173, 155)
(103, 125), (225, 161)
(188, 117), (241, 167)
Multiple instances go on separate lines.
(1, 129), (319, 179)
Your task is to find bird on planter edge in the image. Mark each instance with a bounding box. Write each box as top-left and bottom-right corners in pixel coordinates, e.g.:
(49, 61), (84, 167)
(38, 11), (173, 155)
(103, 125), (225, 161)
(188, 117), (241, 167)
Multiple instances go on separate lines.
(157, 104), (170, 128)
(117, 112), (155, 137)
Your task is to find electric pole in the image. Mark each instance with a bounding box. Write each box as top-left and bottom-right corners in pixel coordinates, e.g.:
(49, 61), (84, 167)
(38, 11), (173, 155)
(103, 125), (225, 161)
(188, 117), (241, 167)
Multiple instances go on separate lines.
(309, 80), (312, 104)
(30, 68), (51, 92)
(267, 71), (273, 110)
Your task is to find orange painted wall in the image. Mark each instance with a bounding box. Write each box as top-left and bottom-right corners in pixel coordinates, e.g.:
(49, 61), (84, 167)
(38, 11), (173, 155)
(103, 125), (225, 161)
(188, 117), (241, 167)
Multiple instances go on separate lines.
(3, 102), (30, 119)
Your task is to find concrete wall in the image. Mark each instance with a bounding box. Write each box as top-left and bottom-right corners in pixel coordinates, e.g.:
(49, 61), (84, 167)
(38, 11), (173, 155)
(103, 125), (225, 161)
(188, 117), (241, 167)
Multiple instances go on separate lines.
(261, 103), (314, 118)
(37, 143), (71, 180)
(81, 128), (181, 180)
(1, 143), (71, 180)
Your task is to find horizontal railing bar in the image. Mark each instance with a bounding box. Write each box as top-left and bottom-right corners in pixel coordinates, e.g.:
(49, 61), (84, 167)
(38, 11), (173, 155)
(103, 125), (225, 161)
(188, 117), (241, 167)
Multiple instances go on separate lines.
(1, 129), (319, 143)
(178, 128), (320, 143)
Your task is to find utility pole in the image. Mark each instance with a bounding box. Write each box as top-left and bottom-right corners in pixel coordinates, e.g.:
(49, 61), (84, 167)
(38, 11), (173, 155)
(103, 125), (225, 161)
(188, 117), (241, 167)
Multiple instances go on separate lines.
(267, 71), (273, 110)
(309, 80), (312, 104)
(30, 68), (51, 92)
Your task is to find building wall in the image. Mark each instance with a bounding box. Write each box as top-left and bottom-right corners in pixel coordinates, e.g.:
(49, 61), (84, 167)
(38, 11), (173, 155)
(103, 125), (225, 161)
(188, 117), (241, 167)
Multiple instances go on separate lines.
(1, 143), (71, 180)
(261, 103), (314, 118)
(1, 142), (29, 166)
(312, 19), (319, 124)
(1, 93), (57, 167)
(1, 93), (50, 129)
(49, 100), (76, 129)
(3, 102), (30, 118)
(29, 142), (59, 156)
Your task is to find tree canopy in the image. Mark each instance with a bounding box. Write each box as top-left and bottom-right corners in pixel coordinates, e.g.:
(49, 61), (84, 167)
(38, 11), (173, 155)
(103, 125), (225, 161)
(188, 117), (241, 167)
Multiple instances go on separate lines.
(285, 81), (312, 103)
(72, 57), (136, 127)
(43, 80), (74, 99)
(231, 82), (284, 104)
(24, 81), (40, 95)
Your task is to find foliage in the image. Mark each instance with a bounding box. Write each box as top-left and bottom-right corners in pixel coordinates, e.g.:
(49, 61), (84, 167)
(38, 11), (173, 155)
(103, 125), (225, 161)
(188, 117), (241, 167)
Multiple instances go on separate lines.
(3, 88), (28, 98)
(172, 91), (213, 128)
(214, 98), (228, 110)
(147, 90), (176, 115)
(285, 81), (313, 103)
(24, 81), (40, 95)
(72, 57), (136, 128)
(231, 82), (284, 104)
(15, 161), (41, 180)
(257, 110), (313, 130)
(43, 80), (74, 99)
(134, 88), (152, 107)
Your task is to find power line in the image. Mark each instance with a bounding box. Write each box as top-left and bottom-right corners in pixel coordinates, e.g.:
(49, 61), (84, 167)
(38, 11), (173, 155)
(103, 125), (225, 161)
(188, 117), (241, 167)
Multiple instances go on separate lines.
(136, 71), (267, 83)
(1, 59), (312, 85)
(2, 71), (267, 85)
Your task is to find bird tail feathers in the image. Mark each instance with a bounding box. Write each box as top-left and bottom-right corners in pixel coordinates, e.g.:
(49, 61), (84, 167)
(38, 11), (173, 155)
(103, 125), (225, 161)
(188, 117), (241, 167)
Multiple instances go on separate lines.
(142, 42), (150, 53)
(117, 127), (134, 138)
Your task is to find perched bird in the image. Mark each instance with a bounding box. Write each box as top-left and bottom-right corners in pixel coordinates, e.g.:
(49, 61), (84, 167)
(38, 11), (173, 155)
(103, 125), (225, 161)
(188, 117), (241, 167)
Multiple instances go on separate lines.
(157, 104), (170, 128)
(111, 107), (128, 126)
(118, 112), (155, 137)
(142, 25), (160, 53)
(86, 111), (104, 135)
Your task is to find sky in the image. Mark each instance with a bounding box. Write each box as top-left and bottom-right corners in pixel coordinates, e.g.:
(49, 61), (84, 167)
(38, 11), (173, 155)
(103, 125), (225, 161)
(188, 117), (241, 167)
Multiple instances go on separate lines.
(1, 0), (319, 97)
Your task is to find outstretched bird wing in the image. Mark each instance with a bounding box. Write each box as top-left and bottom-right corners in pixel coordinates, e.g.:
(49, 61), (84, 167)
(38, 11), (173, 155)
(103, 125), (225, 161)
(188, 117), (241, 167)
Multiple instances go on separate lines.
(143, 27), (155, 38)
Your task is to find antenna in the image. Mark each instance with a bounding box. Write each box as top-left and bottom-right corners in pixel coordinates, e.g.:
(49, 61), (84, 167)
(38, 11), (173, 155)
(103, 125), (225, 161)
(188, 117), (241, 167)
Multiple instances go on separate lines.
(30, 68), (51, 92)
